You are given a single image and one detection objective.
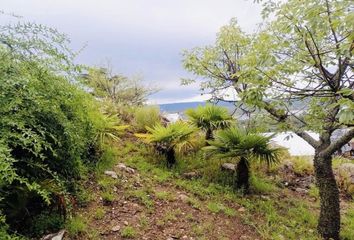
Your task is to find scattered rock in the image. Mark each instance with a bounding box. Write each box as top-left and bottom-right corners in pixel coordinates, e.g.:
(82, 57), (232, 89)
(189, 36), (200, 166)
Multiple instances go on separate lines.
(240, 235), (250, 240)
(182, 171), (200, 179)
(41, 229), (66, 240)
(111, 225), (121, 232)
(104, 170), (118, 179)
(178, 193), (189, 202)
(295, 187), (308, 194)
(117, 163), (135, 174)
(238, 207), (246, 212)
(261, 195), (270, 200)
(221, 163), (236, 171)
(182, 235), (188, 239)
(123, 221), (129, 226)
(281, 161), (294, 172)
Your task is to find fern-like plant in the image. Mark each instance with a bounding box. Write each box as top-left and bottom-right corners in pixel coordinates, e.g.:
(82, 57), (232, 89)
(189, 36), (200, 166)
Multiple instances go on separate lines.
(185, 104), (233, 141)
(204, 127), (280, 192)
(137, 121), (197, 167)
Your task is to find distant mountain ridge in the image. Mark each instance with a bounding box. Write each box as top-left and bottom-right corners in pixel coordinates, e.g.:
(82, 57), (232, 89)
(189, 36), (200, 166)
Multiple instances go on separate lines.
(158, 100), (308, 114)
(158, 101), (235, 113)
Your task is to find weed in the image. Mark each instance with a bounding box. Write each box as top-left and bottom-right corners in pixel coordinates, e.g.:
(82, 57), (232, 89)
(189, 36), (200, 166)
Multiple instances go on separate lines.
(94, 207), (106, 220)
(155, 190), (175, 201)
(101, 191), (115, 204)
(120, 226), (137, 238)
(127, 189), (154, 209)
(250, 175), (276, 194)
(66, 215), (87, 236)
(207, 201), (224, 214)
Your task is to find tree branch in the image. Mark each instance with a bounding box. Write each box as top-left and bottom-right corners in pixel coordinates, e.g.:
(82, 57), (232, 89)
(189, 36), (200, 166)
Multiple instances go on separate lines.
(321, 128), (354, 157)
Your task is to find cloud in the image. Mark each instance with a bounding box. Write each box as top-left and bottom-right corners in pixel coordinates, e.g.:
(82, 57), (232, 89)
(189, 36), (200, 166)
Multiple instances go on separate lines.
(2, 0), (262, 103)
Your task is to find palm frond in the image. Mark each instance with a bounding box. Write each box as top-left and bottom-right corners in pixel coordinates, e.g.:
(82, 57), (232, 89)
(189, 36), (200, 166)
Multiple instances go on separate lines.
(185, 104), (233, 131)
(204, 127), (280, 165)
(143, 121), (197, 154)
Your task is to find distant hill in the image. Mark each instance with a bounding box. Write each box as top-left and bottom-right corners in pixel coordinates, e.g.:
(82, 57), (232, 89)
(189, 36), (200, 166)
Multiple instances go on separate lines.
(158, 101), (236, 113)
(158, 100), (308, 114)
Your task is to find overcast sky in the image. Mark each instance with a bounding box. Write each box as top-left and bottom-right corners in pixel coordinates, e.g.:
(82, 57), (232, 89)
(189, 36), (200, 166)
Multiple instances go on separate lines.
(2, 0), (262, 103)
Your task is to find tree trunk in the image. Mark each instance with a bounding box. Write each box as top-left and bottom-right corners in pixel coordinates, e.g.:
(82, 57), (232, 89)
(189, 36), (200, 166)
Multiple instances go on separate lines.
(166, 148), (176, 168)
(235, 157), (249, 193)
(206, 128), (213, 140)
(314, 153), (340, 240)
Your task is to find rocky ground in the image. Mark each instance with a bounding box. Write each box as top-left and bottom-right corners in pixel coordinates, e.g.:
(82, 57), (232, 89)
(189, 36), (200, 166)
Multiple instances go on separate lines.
(41, 139), (354, 240)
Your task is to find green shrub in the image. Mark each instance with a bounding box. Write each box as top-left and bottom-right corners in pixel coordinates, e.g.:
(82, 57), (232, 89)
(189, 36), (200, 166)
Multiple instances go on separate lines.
(0, 22), (110, 237)
(30, 212), (64, 237)
(134, 106), (161, 132)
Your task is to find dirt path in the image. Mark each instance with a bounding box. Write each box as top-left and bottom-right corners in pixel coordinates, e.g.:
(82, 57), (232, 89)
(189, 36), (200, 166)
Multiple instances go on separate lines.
(78, 162), (260, 240)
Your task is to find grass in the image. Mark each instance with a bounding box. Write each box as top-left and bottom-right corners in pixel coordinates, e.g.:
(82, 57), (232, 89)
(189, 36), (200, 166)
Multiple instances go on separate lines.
(69, 135), (354, 240)
(101, 191), (115, 203)
(66, 215), (87, 237)
(154, 190), (175, 201)
(120, 226), (137, 238)
(342, 207), (354, 240)
(127, 189), (154, 209)
(94, 207), (106, 220)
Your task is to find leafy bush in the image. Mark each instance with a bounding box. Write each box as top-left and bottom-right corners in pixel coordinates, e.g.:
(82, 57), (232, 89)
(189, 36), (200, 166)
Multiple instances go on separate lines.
(134, 105), (161, 132)
(0, 22), (110, 237)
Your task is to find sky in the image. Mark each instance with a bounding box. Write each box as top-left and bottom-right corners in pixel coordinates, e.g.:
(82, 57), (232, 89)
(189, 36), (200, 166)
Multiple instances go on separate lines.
(1, 0), (262, 104)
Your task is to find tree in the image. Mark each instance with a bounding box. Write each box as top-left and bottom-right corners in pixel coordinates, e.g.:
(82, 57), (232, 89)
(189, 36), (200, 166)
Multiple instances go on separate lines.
(204, 127), (279, 192)
(185, 104), (233, 141)
(182, 0), (353, 238)
(138, 122), (197, 167)
(81, 66), (157, 107)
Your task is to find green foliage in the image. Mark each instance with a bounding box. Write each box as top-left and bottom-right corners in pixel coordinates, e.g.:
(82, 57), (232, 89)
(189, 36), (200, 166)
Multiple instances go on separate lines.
(185, 104), (233, 139)
(134, 105), (161, 132)
(30, 212), (64, 237)
(0, 21), (110, 236)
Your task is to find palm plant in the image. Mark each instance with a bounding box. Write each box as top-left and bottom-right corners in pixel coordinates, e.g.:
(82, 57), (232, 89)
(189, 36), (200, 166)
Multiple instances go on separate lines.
(137, 121), (197, 167)
(204, 127), (280, 192)
(95, 114), (129, 144)
(185, 104), (233, 141)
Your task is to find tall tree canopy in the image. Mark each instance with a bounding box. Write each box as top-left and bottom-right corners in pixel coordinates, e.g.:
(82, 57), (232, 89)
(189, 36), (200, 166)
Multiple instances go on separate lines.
(183, 0), (353, 239)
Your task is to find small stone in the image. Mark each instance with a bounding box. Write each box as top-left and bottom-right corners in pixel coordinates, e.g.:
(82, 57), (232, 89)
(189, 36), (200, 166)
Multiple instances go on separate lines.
(104, 170), (118, 179)
(182, 236), (188, 239)
(123, 221), (129, 226)
(111, 225), (121, 232)
(126, 167), (135, 174)
(113, 186), (117, 192)
(178, 194), (189, 202)
(295, 187), (308, 194)
(261, 195), (270, 200)
(41, 229), (66, 240)
(221, 163), (236, 171)
(238, 207), (246, 212)
(240, 235), (249, 240)
(182, 171), (200, 179)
